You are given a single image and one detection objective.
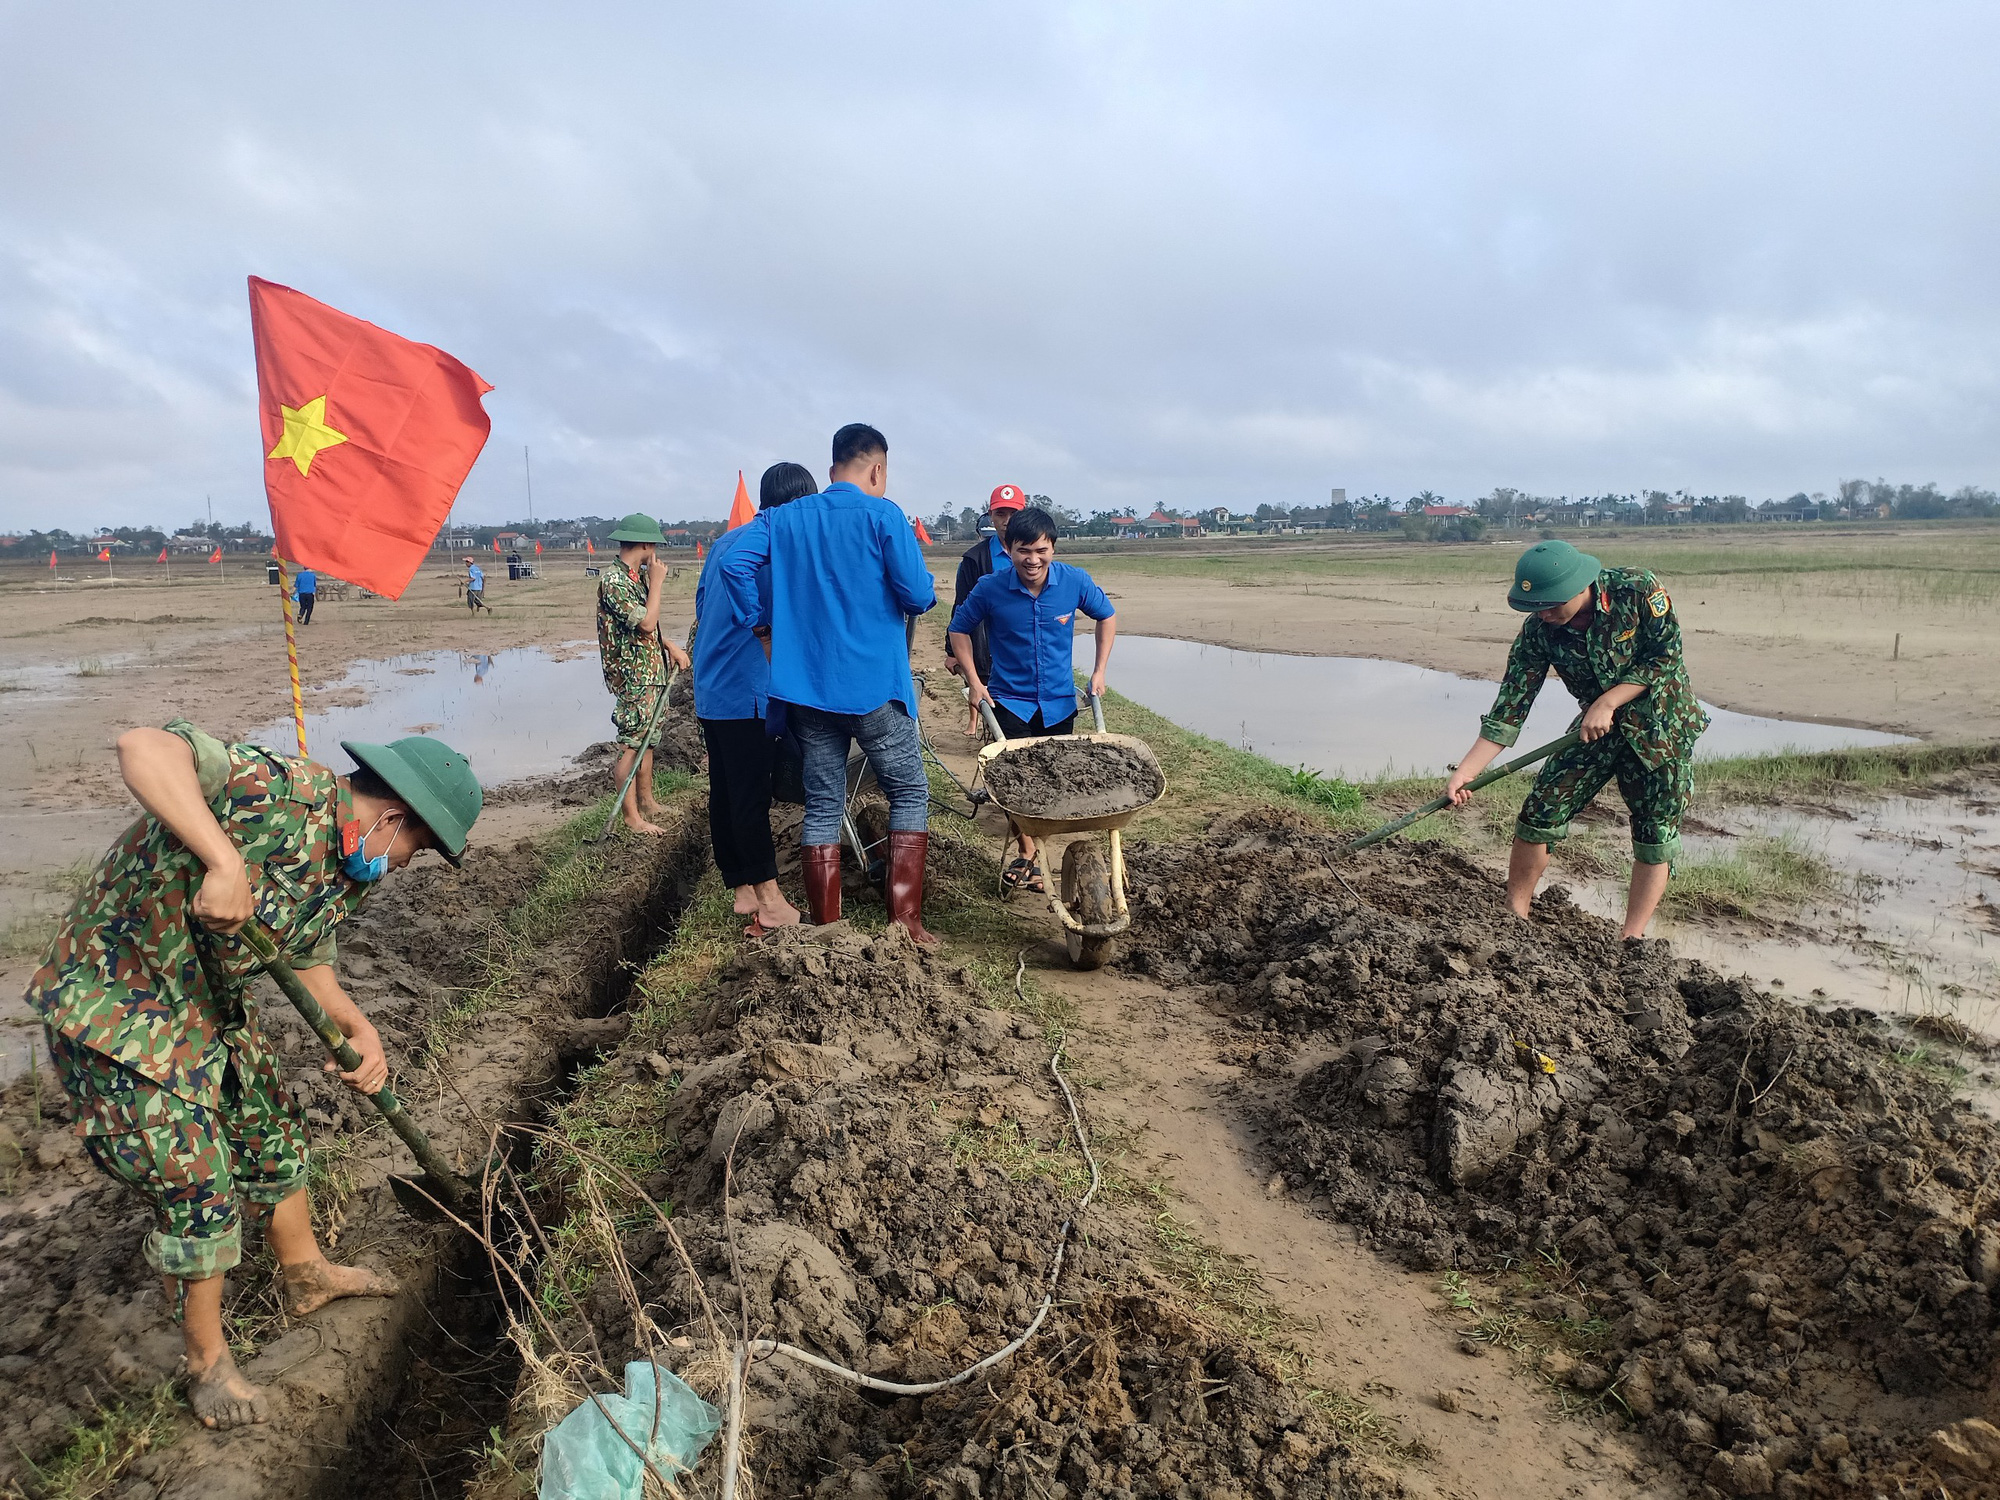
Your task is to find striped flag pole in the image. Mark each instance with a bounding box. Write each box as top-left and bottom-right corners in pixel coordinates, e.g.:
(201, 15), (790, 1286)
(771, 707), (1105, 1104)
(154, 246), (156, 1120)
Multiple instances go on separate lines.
(276, 557), (308, 756)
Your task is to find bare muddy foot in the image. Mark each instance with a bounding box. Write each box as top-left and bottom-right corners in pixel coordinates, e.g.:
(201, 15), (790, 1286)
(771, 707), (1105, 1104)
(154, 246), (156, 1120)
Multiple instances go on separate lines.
(279, 1257), (399, 1319)
(756, 897), (801, 930)
(188, 1351), (270, 1430)
(622, 817), (670, 835)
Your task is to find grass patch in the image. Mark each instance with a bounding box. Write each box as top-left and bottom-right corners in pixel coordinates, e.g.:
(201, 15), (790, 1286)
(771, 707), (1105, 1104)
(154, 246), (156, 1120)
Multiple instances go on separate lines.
(72, 658), (109, 678)
(948, 1118), (1094, 1197)
(1660, 829), (1840, 921)
(1693, 741), (2000, 804)
(20, 1380), (184, 1500)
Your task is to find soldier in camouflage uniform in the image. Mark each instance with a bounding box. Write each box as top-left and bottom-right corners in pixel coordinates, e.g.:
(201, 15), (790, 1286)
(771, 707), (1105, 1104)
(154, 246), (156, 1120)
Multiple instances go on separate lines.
(1445, 539), (1709, 939)
(27, 718), (482, 1430)
(599, 511), (692, 835)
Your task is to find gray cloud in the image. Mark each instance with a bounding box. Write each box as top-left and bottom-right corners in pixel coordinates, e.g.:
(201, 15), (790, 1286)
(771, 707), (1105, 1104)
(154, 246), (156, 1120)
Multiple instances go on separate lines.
(2, 1), (1996, 531)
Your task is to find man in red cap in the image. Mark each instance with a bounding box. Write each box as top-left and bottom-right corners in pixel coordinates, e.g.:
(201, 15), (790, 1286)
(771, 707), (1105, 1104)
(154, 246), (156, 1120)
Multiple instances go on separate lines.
(944, 485), (1028, 720)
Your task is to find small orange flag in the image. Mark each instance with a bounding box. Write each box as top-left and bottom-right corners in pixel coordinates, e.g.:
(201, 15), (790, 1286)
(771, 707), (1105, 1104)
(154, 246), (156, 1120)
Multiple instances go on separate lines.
(913, 517), (934, 545)
(48, 550), (56, 569)
(98, 548), (111, 561)
(157, 547), (169, 562)
(727, 470), (755, 530)
(208, 546), (222, 563)
(534, 540), (542, 554)
(695, 540), (705, 560)
(585, 537), (595, 554)
(491, 537), (501, 553)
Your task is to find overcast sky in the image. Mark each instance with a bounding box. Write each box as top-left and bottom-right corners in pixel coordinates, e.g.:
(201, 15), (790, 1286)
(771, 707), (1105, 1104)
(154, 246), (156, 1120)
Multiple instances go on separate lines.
(3, 2), (1996, 531)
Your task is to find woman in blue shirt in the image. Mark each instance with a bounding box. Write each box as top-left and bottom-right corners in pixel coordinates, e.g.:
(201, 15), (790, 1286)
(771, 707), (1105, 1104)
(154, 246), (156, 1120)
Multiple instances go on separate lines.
(948, 506), (1117, 890)
(694, 463), (815, 936)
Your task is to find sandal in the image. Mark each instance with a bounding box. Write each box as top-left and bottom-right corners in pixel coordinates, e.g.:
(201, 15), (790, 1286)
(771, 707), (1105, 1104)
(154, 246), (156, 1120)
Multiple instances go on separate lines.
(1002, 858), (1046, 895)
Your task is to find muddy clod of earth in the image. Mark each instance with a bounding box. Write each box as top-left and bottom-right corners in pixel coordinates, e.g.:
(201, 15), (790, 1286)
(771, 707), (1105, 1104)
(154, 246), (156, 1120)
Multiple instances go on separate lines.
(529, 922), (1395, 1499)
(1116, 807), (2000, 1497)
(984, 738), (1163, 820)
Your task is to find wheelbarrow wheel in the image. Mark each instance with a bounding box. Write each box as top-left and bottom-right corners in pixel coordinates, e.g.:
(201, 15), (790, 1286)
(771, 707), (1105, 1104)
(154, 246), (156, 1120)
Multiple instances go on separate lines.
(1060, 840), (1116, 970)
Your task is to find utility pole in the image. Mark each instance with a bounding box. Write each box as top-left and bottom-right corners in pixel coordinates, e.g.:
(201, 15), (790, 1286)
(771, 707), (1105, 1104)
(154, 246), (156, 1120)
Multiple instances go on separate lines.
(524, 446), (534, 526)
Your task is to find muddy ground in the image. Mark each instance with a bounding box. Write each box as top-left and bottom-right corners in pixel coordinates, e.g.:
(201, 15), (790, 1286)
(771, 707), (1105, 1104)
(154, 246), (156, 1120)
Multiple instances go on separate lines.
(0, 790), (706, 1499)
(1112, 807), (2000, 1496)
(481, 916), (1404, 1500)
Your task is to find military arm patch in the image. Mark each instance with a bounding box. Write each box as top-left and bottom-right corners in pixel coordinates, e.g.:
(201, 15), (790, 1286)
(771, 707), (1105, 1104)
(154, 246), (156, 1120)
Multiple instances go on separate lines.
(1647, 589), (1671, 618)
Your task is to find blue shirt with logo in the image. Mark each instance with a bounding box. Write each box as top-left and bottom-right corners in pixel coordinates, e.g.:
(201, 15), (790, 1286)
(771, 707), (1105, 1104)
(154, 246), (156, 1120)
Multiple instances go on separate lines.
(692, 523), (773, 721)
(717, 482), (937, 717)
(949, 559), (1114, 725)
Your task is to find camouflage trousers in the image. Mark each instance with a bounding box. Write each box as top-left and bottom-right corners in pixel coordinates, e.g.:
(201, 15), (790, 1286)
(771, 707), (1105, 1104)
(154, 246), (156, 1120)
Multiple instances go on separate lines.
(46, 1024), (307, 1280)
(610, 682), (665, 750)
(1516, 734), (1692, 866)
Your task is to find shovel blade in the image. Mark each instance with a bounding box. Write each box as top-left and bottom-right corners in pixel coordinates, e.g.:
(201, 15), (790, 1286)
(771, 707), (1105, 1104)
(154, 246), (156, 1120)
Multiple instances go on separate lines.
(389, 1171), (474, 1223)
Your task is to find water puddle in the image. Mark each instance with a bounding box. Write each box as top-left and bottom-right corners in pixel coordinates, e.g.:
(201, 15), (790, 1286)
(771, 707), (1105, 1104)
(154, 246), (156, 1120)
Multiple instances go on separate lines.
(253, 646), (609, 786)
(1086, 635), (1913, 778)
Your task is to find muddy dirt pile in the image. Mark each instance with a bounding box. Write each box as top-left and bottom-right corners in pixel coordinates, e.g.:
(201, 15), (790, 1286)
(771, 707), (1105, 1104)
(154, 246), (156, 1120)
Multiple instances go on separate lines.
(0, 819), (696, 1497)
(984, 739), (1162, 820)
(1117, 807), (2000, 1496)
(531, 922), (1394, 1500)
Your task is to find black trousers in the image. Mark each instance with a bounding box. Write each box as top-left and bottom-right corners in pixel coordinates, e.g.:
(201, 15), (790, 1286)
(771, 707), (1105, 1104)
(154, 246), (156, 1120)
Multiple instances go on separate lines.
(700, 717), (779, 887)
(296, 593), (315, 625)
(993, 704), (1077, 740)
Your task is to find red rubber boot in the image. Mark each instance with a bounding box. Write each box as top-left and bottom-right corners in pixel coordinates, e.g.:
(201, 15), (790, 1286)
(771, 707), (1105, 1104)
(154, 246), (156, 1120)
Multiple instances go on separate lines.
(886, 831), (940, 950)
(802, 845), (843, 926)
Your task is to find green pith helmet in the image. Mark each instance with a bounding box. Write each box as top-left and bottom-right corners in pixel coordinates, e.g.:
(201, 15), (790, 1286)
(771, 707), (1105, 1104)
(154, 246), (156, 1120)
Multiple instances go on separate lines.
(607, 512), (666, 545)
(1508, 539), (1602, 612)
(341, 736), (482, 865)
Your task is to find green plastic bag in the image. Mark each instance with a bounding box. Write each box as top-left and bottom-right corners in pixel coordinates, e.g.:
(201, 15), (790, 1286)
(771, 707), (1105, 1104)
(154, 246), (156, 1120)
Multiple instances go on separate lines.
(539, 1360), (721, 1500)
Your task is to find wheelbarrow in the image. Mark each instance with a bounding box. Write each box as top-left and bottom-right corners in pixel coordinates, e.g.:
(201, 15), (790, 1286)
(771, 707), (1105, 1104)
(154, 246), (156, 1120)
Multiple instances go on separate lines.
(975, 695), (1166, 970)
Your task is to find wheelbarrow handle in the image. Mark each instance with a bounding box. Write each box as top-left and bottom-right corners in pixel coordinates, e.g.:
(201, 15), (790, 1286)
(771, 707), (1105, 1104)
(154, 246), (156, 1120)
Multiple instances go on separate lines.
(1088, 693), (1106, 733)
(239, 923), (465, 1198)
(1338, 729), (1582, 855)
(979, 698), (1006, 743)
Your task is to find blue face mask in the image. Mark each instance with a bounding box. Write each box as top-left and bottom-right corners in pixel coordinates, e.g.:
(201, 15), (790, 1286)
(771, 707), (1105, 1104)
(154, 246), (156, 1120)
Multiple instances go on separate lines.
(341, 812), (391, 883)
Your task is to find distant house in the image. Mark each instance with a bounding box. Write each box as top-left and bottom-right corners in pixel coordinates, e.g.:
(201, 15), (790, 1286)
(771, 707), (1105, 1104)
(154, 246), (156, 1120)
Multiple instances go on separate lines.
(1421, 504), (1473, 519)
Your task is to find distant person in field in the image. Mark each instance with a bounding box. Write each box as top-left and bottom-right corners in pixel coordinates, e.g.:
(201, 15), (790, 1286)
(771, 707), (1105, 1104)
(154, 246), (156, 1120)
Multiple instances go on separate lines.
(717, 423), (940, 945)
(599, 513), (693, 835)
(1444, 539), (1708, 940)
(943, 483), (1027, 697)
(948, 505), (1117, 891)
(693, 462), (814, 936)
(464, 557), (490, 613)
(26, 719), (482, 1430)
(293, 567), (316, 626)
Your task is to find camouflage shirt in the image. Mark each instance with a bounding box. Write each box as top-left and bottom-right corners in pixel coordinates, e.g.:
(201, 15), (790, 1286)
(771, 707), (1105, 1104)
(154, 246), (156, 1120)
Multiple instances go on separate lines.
(597, 561), (664, 696)
(28, 719), (370, 1110)
(1479, 567), (1709, 769)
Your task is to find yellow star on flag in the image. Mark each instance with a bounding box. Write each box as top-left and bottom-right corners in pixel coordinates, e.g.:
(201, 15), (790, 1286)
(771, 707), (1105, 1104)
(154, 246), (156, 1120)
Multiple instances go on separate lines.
(267, 395), (349, 477)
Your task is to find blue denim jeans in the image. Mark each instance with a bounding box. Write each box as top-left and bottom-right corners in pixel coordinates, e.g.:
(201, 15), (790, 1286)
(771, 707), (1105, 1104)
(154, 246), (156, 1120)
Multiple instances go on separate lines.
(793, 703), (929, 845)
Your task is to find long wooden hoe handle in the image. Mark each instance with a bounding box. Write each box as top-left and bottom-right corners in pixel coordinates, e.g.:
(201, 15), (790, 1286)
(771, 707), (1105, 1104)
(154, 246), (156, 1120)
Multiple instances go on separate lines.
(239, 923), (465, 1197)
(1338, 729), (1582, 855)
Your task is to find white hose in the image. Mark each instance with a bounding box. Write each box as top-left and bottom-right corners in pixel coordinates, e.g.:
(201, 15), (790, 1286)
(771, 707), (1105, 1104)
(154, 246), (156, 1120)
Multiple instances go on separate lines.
(718, 962), (1097, 1498)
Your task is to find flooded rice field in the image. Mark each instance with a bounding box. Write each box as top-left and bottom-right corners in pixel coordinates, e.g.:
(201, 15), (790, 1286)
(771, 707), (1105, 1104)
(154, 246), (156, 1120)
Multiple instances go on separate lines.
(1088, 634), (1913, 778)
(252, 645), (608, 784)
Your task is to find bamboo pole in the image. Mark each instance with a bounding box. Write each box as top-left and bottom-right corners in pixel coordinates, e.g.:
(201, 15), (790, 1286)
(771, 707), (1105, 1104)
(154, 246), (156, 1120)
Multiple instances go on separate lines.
(277, 557), (308, 756)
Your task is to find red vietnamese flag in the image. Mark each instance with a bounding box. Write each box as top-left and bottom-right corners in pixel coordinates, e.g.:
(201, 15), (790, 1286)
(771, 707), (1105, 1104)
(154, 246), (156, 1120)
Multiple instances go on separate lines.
(695, 540), (705, 560)
(534, 540), (542, 554)
(48, 549), (57, 569)
(913, 517), (934, 545)
(208, 546), (222, 564)
(585, 537), (595, 554)
(248, 277), (492, 599)
(491, 538), (501, 553)
(157, 547), (169, 562)
(726, 470), (755, 530)
(98, 548), (110, 561)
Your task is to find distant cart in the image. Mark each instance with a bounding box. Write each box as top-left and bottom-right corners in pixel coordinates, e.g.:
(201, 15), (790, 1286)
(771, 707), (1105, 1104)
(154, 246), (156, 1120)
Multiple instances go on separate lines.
(975, 696), (1165, 970)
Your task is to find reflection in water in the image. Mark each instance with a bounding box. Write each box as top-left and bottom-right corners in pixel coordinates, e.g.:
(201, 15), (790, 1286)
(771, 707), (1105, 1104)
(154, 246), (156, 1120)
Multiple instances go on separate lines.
(1084, 636), (1914, 779)
(254, 647), (605, 785)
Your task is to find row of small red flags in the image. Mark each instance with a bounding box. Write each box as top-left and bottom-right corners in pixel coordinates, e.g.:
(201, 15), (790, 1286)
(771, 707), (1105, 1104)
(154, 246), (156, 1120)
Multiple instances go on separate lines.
(56, 546), (224, 566)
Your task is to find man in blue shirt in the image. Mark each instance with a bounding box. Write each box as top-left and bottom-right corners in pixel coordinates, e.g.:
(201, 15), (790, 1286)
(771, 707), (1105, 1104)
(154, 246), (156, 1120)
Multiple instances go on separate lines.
(948, 506), (1117, 888)
(943, 483), (1026, 693)
(718, 424), (939, 945)
(464, 558), (490, 613)
(293, 567), (317, 626)
(694, 462), (815, 937)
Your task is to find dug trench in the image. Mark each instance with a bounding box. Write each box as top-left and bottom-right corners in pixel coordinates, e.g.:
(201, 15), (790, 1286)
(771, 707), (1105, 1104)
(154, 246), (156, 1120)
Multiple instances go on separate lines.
(0, 753), (712, 1500)
(1101, 806), (2000, 1498)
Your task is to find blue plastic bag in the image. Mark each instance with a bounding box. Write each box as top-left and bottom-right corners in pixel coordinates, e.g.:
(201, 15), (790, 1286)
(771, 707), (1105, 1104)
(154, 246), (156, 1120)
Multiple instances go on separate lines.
(539, 1360), (721, 1500)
